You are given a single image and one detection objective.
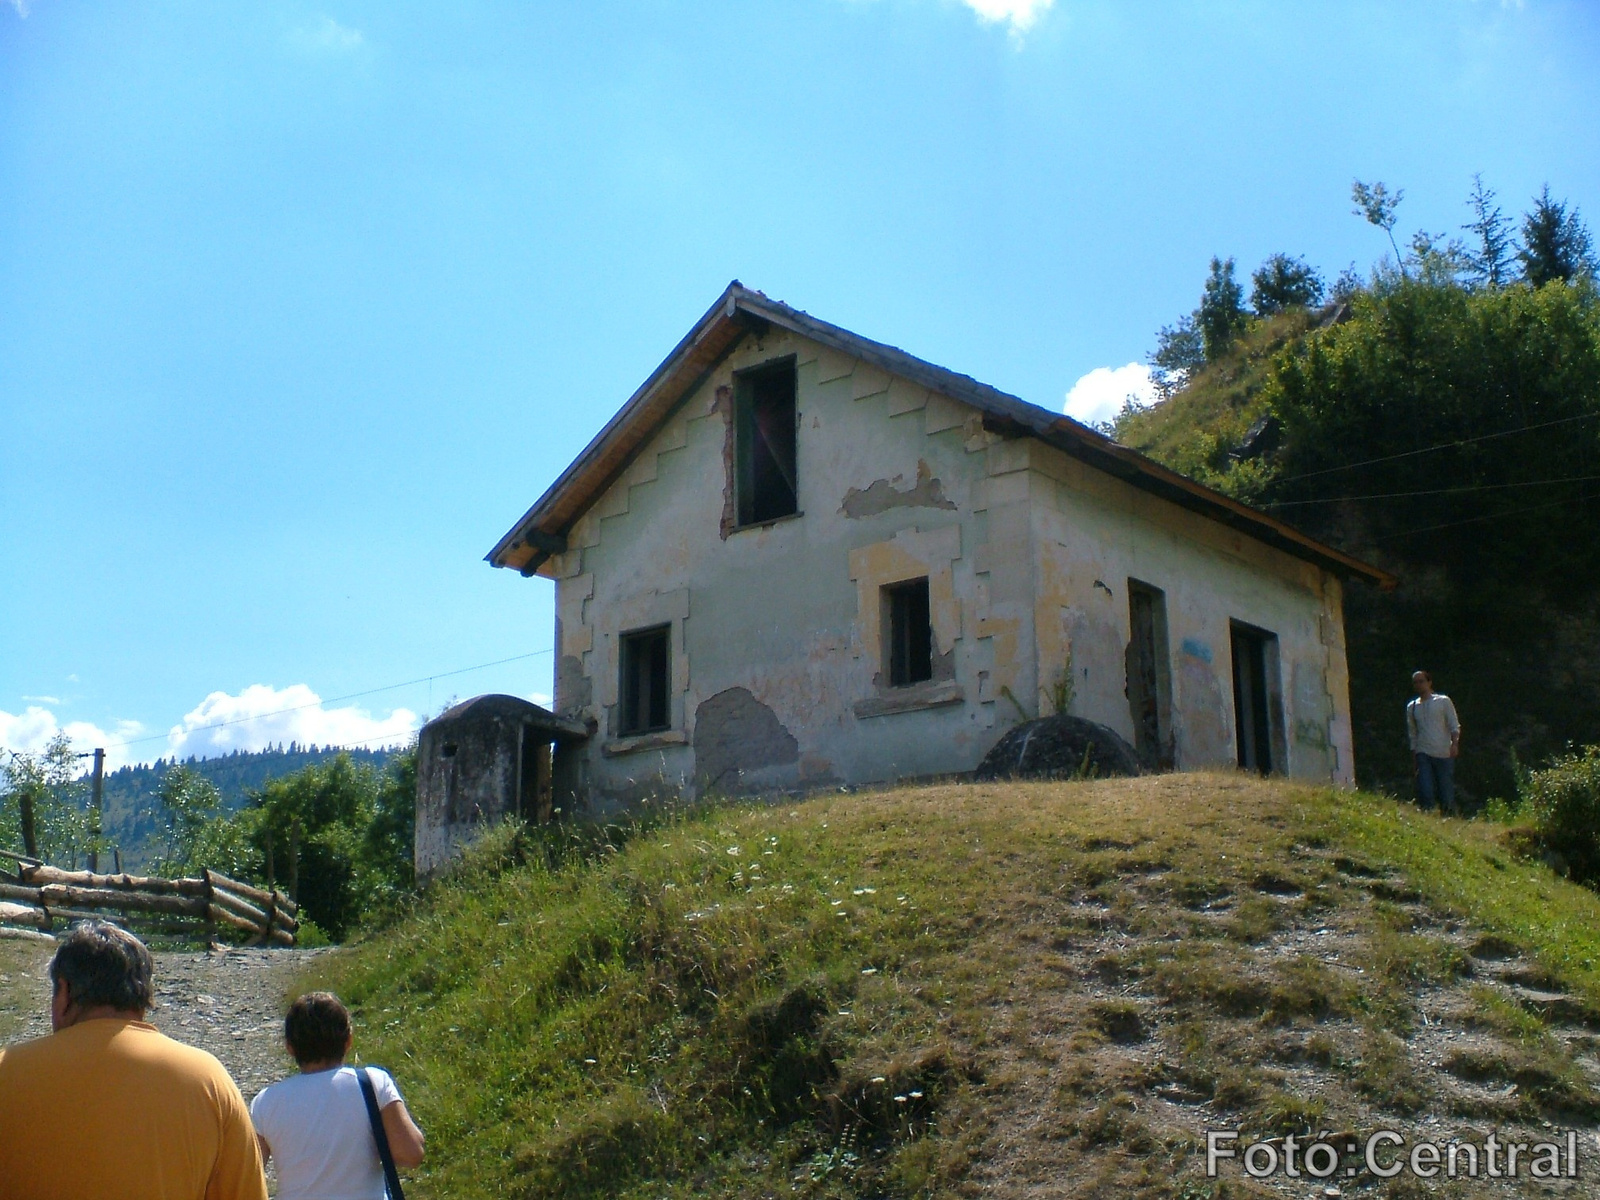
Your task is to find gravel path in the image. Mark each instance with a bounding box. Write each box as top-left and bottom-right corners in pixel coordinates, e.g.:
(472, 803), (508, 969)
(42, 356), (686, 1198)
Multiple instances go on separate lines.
(3, 945), (330, 1103)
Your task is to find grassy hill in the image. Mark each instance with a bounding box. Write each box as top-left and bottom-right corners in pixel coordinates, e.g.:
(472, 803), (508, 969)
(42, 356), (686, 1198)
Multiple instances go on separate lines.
(295, 777), (1600, 1199)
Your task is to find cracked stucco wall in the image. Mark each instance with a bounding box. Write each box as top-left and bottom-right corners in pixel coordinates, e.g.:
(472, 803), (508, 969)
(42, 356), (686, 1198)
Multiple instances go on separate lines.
(535, 326), (1356, 810)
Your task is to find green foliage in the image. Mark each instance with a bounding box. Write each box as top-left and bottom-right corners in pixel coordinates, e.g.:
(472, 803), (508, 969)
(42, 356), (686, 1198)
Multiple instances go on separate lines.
(0, 735), (93, 867)
(1250, 254), (1324, 315)
(1517, 745), (1600, 884)
(249, 747), (419, 939)
(1519, 185), (1597, 288)
(1197, 256), (1248, 361)
(1352, 178), (1406, 267)
(150, 765), (224, 875)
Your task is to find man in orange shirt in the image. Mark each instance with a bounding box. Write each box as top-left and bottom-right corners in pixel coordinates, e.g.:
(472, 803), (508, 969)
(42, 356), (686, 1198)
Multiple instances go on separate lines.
(0, 921), (267, 1200)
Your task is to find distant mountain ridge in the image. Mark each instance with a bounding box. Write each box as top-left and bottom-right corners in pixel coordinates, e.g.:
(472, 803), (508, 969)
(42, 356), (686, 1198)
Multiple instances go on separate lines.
(100, 743), (399, 871)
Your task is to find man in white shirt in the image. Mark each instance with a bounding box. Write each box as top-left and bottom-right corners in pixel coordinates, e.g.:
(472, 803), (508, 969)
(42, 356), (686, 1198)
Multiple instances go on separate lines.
(1407, 670), (1461, 815)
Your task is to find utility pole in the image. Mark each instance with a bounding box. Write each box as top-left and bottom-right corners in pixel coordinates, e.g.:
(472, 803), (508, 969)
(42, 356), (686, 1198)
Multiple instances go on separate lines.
(88, 748), (105, 873)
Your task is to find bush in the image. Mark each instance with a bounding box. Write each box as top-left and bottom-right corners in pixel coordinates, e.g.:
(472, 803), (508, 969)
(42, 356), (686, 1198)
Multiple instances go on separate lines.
(1520, 745), (1600, 883)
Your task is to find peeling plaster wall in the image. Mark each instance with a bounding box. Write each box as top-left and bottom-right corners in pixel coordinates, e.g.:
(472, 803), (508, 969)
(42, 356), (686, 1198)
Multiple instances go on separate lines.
(538, 326), (1356, 809)
(1023, 440), (1354, 784)
(542, 326), (1032, 810)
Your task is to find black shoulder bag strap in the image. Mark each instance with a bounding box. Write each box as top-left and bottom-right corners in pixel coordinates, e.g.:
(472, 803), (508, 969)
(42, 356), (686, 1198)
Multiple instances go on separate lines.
(356, 1066), (407, 1200)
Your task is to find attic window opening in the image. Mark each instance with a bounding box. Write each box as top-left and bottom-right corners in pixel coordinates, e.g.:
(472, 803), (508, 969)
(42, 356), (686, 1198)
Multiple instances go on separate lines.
(619, 624), (671, 736)
(885, 578), (933, 687)
(735, 358), (798, 526)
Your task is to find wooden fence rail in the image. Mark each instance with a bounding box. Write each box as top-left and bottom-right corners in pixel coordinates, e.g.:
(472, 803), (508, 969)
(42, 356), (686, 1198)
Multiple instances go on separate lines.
(0, 856), (296, 948)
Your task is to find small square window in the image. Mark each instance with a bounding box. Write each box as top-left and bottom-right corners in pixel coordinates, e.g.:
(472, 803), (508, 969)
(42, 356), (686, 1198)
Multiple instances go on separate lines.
(619, 625), (670, 736)
(884, 578), (932, 687)
(735, 360), (798, 526)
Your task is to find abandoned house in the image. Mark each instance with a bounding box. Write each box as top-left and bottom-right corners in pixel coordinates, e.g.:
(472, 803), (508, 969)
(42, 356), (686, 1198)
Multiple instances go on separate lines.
(417, 281), (1392, 871)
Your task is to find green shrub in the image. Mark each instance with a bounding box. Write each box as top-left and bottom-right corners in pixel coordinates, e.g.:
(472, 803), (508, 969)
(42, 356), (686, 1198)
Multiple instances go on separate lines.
(1519, 745), (1600, 883)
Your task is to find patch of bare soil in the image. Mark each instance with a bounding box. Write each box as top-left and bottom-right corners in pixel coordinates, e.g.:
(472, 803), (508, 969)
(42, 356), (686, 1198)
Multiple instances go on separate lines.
(945, 819), (1600, 1198)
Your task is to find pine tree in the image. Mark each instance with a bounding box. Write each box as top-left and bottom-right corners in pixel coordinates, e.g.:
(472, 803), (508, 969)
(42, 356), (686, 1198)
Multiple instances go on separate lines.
(1519, 185), (1596, 286)
(1198, 257), (1248, 361)
(1462, 174), (1515, 289)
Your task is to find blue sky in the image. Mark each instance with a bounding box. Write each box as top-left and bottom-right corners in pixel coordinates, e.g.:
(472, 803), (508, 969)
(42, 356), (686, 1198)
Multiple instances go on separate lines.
(2, 0), (1597, 766)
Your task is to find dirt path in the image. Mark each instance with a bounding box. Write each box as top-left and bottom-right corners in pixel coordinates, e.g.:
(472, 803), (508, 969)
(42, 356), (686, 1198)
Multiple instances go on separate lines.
(1, 944), (330, 1102)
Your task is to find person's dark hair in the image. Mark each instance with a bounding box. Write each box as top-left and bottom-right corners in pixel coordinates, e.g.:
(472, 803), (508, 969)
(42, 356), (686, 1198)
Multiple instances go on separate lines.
(285, 991), (352, 1066)
(49, 921), (154, 1014)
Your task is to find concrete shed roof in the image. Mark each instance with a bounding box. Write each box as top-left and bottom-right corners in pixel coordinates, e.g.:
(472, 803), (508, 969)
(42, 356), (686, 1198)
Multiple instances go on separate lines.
(422, 694), (589, 741)
(487, 282), (1394, 589)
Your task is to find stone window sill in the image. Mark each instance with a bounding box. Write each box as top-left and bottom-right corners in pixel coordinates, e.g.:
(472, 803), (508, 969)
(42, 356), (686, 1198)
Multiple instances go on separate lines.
(731, 511), (804, 535)
(602, 730), (689, 757)
(852, 681), (965, 720)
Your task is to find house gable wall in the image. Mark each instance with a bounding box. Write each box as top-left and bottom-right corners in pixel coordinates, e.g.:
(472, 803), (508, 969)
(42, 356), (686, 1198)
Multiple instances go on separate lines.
(543, 328), (1355, 809)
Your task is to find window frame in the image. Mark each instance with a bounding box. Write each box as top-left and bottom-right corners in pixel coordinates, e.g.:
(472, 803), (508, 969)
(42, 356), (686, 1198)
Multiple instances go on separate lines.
(732, 356), (800, 529)
(618, 623), (672, 737)
(883, 576), (934, 688)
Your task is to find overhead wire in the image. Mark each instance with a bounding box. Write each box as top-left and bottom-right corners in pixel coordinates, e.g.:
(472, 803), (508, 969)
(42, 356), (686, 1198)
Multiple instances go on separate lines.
(104, 647), (554, 752)
(1264, 473), (1600, 507)
(1268, 410), (1600, 485)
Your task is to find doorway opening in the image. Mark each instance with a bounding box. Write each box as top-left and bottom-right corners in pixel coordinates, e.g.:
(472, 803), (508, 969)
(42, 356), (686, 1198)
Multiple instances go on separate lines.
(1230, 621), (1283, 775)
(1126, 580), (1174, 769)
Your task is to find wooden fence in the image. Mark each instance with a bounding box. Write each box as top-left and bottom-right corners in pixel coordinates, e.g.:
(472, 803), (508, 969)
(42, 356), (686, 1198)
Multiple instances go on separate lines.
(0, 849), (297, 947)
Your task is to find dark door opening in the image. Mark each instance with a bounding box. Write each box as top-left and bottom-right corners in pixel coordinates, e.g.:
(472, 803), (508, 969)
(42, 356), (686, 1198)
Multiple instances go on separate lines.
(1230, 622), (1278, 775)
(885, 577), (933, 687)
(518, 729), (554, 824)
(1126, 581), (1174, 769)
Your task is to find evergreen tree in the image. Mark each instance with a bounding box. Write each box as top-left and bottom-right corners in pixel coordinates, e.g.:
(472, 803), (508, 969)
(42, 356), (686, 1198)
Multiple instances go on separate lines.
(1463, 174), (1515, 289)
(1250, 254), (1325, 315)
(1148, 315), (1204, 398)
(1198, 256), (1248, 361)
(1519, 185), (1597, 286)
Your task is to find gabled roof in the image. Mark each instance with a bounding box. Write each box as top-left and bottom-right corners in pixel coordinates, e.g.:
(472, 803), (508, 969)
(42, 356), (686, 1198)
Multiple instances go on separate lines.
(488, 282), (1394, 588)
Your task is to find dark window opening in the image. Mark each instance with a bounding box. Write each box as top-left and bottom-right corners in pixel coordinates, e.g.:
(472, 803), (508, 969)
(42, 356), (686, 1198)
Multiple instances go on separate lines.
(441, 743), (458, 758)
(619, 625), (671, 736)
(1230, 621), (1278, 775)
(1126, 581), (1174, 770)
(885, 578), (933, 687)
(735, 360), (798, 526)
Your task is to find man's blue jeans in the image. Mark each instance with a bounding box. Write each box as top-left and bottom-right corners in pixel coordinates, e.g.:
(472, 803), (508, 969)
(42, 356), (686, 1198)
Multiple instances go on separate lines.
(1416, 754), (1456, 813)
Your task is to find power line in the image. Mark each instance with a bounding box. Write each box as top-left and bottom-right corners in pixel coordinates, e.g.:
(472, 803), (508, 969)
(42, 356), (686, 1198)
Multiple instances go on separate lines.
(105, 648), (553, 751)
(1270, 410), (1600, 485)
(1376, 493), (1592, 541)
(1264, 473), (1600, 507)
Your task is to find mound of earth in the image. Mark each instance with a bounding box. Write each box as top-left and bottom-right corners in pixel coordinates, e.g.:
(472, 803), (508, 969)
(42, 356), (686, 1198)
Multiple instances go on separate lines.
(975, 714), (1142, 780)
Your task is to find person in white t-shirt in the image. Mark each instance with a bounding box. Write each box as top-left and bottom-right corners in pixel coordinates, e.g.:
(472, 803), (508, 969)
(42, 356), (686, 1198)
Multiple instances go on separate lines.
(1406, 669), (1462, 815)
(250, 992), (424, 1200)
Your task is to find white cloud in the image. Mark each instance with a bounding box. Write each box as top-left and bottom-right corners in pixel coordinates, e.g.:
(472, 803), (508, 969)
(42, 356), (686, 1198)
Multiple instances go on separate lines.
(165, 684), (418, 760)
(0, 707), (144, 770)
(21, 695), (60, 705)
(6, 0), (30, 18)
(288, 15), (364, 55)
(1063, 362), (1159, 427)
(960, 0), (1053, 31)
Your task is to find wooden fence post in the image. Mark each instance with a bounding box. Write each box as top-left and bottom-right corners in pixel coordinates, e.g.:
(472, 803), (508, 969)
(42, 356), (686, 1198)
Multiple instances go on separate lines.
(202, 869), (217, 950)
(288, 819), (300, 904)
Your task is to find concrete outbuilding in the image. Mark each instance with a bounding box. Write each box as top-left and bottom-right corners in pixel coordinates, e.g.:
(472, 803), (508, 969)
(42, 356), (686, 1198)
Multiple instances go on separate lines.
(413, 694), (588, 878)
(482, 283), (1393, 814)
